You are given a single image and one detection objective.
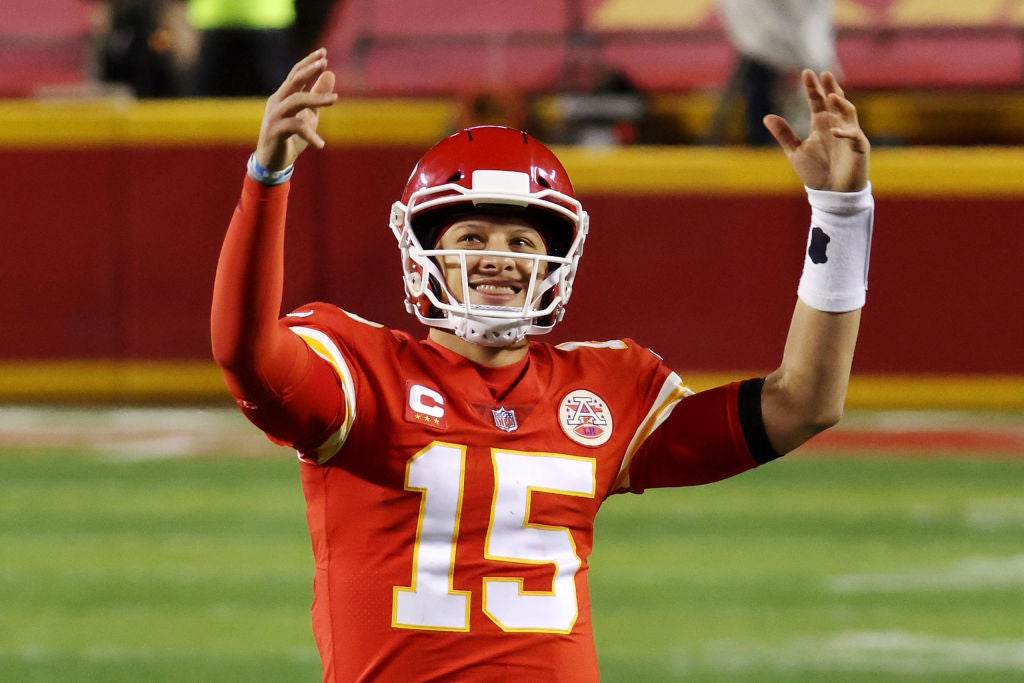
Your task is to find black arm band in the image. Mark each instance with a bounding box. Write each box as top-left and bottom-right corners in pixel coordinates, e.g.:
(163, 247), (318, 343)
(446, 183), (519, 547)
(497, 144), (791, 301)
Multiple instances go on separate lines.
(737, 378), (782, 463)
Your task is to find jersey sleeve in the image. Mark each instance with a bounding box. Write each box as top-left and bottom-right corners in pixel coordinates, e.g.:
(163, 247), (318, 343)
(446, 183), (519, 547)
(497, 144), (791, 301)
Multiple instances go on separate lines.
(280, 304), (418, 464)
(234, 328), (348, 458)
(211, 176), (346, 455)
(615, 379), (778, 493)
(278, 304), (363, 462)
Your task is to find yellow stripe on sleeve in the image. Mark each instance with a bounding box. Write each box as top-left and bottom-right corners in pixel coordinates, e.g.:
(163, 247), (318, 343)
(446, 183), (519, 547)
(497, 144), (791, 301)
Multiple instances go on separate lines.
(289, 326), (358, 463)
(612, 372), (693, 491)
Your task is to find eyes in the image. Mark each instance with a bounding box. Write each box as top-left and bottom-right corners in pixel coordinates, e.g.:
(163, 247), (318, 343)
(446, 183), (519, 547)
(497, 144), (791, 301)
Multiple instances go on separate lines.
(456, 233), (536, 250)
(445, 224), (544, 253)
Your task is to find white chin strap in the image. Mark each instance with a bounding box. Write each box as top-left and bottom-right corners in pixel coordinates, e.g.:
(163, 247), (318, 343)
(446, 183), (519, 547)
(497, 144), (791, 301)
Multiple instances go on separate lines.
(451, 308), (530, 347)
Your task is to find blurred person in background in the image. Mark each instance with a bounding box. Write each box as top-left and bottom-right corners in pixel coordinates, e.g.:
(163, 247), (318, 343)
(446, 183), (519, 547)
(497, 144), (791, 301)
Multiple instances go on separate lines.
(710, 0), (839, 145)
(452, 89), (528, 132)
(93, 0), (195, 97)
(187, 0), (296, 96)
(211, 49), (873, 680)
(555, 66), (648, 146)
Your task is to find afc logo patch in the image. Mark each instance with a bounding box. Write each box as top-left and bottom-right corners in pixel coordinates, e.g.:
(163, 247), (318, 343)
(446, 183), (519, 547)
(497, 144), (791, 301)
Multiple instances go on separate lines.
(405, 382), (447, 430)
(558, 389), (613, 447)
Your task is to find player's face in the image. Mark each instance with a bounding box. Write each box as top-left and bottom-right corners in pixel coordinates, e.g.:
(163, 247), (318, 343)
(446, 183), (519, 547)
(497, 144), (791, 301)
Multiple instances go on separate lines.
(436, 217), (547, 308)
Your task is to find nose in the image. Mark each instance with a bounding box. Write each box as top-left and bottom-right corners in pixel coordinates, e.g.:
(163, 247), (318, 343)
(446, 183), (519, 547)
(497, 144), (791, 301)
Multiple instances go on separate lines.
(477, 238), (517, 271)
(478, 252), (516, 272)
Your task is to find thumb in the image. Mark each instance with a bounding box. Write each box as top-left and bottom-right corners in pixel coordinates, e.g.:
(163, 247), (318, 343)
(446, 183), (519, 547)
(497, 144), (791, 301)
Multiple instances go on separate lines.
(763, 114), (801, 154)
(311, 69), (336, 96)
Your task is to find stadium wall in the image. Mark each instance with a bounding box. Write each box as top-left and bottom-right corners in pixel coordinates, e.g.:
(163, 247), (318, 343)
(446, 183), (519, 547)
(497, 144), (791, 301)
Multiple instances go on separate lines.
(0, 99), (1020, 408)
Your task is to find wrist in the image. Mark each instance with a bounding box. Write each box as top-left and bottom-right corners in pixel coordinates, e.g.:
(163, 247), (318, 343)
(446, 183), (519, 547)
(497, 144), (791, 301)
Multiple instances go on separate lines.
(796, 182), (874, 312)
(804, 183), (873, 212)
(247, 151), (294, 185)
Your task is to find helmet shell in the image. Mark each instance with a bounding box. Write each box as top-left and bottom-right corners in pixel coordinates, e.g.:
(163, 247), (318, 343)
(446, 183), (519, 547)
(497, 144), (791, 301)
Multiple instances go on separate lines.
(401, 126), (580, 257)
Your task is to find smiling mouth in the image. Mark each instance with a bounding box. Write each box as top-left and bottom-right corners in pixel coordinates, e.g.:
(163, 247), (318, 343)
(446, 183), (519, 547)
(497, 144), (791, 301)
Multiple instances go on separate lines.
(473, 282), (520, 294)
(470, 281), (523, 302)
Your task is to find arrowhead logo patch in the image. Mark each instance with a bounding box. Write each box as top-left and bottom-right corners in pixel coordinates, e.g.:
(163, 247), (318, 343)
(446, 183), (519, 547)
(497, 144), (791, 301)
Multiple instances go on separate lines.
(558, 389), (613, 447)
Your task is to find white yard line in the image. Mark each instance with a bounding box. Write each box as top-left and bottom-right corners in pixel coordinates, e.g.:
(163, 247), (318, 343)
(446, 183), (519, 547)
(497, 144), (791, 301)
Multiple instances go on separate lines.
(695, 630), (1024, 675)
(0, 406), (280, 458)
(838, 409), (1024, 434)
(828, 554), (1024, 593)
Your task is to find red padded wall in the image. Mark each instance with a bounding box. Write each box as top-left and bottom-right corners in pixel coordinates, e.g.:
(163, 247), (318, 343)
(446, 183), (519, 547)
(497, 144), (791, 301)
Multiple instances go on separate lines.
(1, 144), (1020, 375)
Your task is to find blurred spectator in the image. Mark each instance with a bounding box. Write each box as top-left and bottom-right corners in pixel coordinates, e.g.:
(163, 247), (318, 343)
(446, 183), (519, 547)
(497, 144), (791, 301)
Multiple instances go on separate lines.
(554, 66), (648, 146)
(452, 90), (528, 131)
(94, 0), (194, 97)
(709, 0), (839, 145)
(187, 0), (296, 96)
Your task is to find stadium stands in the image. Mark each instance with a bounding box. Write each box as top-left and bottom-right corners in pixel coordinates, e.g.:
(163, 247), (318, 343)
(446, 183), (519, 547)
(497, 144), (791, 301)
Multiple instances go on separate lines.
(2, 0), (1024, 143)
(6, 1), (1024, 96)
(321, 0), (1024, 94)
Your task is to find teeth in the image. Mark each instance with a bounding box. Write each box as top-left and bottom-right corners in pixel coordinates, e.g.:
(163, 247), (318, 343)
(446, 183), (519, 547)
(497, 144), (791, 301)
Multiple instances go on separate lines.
(474, 284), (515, 293)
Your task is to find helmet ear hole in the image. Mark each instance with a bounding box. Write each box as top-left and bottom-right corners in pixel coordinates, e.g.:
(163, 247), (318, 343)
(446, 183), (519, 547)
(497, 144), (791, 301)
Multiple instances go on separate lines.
(405, 270), (422, 292)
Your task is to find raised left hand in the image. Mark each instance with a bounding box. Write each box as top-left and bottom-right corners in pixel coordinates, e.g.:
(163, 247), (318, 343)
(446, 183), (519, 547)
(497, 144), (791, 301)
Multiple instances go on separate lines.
(763, 70), (870, 192)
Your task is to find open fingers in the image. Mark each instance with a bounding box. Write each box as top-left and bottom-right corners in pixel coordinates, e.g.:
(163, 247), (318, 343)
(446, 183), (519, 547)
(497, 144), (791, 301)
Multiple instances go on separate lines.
(255, 50), (336, 167)
(271, 51), (336, 119)
(287, 69), (338, 111)
(827, 92), (857, 122)
(275, 87), (337, 120)
(824, 85), (865, 148)
(274, 48), (329, 100)
(274, 72), (337, 148)
(802, 68), (828, 114)
(805, 70), (855, 120)
(264, 109), (324, 150)
(267, 54), (336, 134)
(820, 71), (844, 99)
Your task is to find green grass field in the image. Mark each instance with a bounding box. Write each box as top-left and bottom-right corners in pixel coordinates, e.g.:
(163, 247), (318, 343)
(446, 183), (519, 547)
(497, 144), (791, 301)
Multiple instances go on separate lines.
(1, 408), (1023, 681)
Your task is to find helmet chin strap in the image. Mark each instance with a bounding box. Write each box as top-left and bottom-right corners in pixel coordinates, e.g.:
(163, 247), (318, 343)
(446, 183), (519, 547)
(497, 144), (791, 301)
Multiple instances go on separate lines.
(450, 309), (530, 347)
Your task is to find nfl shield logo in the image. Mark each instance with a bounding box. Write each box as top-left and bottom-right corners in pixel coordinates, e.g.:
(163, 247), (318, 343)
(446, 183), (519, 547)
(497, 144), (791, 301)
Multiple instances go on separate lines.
(491, 407), (519, 432)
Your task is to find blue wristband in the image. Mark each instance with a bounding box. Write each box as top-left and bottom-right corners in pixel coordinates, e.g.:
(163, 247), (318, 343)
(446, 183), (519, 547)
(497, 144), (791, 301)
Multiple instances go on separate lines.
(247, 152), (294, 185)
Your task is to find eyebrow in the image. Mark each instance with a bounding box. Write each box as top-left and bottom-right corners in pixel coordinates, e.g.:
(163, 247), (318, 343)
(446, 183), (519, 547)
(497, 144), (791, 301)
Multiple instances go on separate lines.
(451, 220), (539, 233)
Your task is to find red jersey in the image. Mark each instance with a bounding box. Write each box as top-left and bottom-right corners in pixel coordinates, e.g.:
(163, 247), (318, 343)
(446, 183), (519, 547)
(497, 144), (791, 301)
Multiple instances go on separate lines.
(277, 305), (760, 681)
(213, 177), (776, 682)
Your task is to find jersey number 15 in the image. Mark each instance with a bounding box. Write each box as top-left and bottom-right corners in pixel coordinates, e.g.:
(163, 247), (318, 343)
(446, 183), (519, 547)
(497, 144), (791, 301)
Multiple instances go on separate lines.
(392, 442), (597, 633)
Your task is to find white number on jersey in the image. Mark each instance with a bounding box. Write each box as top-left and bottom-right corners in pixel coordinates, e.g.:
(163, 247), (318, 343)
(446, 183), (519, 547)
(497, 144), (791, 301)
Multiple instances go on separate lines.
(392, 443), (596, 633)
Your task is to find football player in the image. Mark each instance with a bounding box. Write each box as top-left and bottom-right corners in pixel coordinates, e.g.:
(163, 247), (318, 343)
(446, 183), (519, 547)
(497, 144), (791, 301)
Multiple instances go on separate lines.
(211, 48), (872, 681)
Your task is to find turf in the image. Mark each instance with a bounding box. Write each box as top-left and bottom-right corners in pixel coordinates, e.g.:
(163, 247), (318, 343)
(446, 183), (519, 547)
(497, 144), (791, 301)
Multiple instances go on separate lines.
(590, 455), (1024, 681)
(0, 450), (319, 682)
(2, 444), (1023, 681)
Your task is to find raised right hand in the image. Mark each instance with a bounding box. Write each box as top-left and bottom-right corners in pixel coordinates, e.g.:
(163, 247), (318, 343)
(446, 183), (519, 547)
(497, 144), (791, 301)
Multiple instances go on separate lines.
(254, 48), (338, 172)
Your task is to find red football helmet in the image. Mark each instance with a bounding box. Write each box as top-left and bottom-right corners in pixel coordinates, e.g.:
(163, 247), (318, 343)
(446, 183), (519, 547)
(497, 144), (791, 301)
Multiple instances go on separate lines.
(390, 126), (589, 346)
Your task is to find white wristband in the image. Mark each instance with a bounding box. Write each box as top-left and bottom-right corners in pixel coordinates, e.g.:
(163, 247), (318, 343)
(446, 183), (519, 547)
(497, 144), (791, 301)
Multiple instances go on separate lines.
(797, 182), (874, 312)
